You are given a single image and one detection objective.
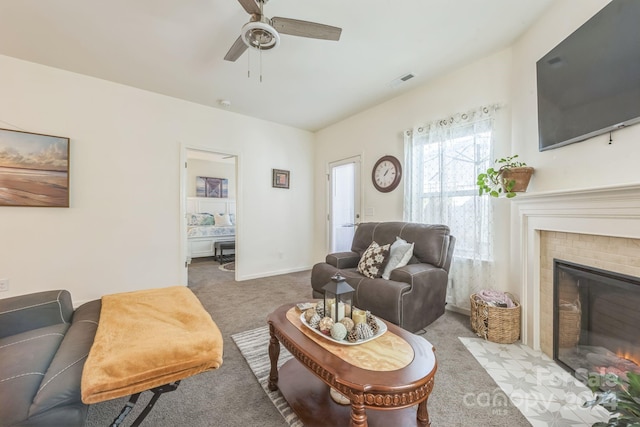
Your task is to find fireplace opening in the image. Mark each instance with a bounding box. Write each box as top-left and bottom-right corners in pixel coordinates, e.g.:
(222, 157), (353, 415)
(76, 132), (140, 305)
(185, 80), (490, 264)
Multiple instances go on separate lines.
(553, 259), (640, 387)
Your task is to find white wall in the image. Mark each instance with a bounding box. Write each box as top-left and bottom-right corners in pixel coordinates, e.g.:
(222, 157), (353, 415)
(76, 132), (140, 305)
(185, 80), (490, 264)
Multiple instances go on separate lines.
(314, 49), (515, 293)
(507, 0), (640, 296)
(510, 0), (640, 192)
(314, 0), (640, 303)
(186, 159), (236, 199)
(0, 54), (314, 303)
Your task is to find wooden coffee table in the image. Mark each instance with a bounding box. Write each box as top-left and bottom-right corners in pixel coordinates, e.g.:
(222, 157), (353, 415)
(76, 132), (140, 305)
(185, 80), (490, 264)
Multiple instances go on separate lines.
(267, 303), (437, 427)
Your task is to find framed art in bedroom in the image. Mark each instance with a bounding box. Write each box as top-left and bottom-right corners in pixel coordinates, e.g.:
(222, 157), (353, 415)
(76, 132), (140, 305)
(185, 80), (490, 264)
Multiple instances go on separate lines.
(0, 128), (70, 207)
(272, 169), (290, 189)
(196, 176), (228, 198)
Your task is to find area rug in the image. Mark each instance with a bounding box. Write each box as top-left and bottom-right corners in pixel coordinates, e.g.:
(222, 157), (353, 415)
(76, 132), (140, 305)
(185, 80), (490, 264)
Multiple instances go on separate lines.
(231, 326), (302, 427)
(218, 262), (235, 272)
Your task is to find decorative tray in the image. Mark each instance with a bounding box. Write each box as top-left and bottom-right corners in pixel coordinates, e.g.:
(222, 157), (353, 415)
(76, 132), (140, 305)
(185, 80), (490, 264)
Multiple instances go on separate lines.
(299, 313), (387, 346)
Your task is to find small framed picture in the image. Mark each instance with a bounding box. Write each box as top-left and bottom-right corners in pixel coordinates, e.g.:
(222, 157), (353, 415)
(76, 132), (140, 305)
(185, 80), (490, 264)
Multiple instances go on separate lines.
(272, 169), (290, 189)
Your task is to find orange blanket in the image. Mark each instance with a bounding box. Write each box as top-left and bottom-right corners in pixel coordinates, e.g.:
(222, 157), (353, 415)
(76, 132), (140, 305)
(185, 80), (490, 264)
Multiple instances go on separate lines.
(81, 286), (223, 404)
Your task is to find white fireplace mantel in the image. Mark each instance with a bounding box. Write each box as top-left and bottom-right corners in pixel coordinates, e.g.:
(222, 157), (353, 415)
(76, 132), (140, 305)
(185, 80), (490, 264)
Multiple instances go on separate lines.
(514, 182), (640, 350)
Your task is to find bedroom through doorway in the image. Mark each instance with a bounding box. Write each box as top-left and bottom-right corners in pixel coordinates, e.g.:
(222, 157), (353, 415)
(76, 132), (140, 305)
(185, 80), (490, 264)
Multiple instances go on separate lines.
(183, 148), (237, 283)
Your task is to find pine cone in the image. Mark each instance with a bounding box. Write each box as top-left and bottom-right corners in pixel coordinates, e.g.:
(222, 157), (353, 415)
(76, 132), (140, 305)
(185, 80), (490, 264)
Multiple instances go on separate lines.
(309, 313), (321, 329)
(356, 323), (374, 340)
(315, 301), (325, 317)
(346, 328), (359, 343)
(367, 316), (379, 334)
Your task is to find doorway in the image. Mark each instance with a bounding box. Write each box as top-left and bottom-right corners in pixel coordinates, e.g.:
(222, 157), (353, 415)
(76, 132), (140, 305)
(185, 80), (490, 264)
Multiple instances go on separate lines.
(181, 147), (238, 284)
(328, 156), (361, 253)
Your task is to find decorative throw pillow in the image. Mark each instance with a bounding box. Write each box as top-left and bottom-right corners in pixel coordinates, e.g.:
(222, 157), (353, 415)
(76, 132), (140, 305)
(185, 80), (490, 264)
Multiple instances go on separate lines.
(187, 213), (215, 226)
(214, 213), (232, 226)
(357, 241), (391, 279)
(381, 237), (415, 280)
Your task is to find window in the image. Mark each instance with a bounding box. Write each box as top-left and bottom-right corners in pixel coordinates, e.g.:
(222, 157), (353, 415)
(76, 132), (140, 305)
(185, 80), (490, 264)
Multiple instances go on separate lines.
(404, 105), (498, 308)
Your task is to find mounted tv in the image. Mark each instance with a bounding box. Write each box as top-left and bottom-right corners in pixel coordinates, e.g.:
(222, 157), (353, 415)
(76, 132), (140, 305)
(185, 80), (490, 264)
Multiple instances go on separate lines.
(536, 0), (640, 151)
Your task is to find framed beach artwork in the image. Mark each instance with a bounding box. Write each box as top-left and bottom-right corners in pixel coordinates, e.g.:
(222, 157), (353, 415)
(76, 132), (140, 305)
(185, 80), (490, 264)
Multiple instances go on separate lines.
(196, 176), (228, 198)
(0, 128), (70, 207)
(272, 169), (290, 189)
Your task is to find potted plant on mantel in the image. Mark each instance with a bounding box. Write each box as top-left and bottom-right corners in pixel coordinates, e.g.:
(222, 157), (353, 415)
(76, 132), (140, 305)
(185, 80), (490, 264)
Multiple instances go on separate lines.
(476, 155), (534, 198)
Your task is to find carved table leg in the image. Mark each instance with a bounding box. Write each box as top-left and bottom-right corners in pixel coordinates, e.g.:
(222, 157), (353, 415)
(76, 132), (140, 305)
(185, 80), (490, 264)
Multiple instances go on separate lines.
(267, 324), (280, 391)
(350, 395), (368, 427)
(417, 398), (430, 426)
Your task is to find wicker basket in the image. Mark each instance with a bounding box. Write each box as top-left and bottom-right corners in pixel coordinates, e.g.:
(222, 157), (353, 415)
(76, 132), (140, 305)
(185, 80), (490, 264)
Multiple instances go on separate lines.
(470, 292), (521, 344)
(558, 299), (581, 348)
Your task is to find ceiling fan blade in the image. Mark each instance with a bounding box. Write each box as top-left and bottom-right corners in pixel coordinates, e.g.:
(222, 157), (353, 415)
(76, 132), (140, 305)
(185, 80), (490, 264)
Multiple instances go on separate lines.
(237, 0), (261, 15)
(271, 17), (342, 41)
(224, 36), (248, 62)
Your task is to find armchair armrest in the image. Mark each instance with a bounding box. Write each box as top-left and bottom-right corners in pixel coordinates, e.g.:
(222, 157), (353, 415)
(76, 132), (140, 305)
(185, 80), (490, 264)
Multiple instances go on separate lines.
(0, 290), (73, 338)
(326, 251), (360, 269)
(389, 263), (443, 285)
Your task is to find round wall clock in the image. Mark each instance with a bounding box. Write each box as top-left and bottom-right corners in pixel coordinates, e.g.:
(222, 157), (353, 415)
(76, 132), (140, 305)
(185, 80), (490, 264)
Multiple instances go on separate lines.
(372, 155), (402, 193)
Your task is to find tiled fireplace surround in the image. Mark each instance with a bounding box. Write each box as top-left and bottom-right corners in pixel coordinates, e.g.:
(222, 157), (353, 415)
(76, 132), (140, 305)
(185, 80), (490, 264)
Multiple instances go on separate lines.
(516, 183), (640, 356)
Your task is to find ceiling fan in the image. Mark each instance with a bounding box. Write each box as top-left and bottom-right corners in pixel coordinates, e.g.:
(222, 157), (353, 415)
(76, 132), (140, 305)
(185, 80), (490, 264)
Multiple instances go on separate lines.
(224, 0), (342, 62)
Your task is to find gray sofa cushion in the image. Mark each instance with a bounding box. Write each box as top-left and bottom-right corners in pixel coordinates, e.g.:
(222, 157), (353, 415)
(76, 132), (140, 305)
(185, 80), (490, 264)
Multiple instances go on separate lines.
(0, 292), (100, 427)
(0, 290), (73, 339)
(0, 324), (68, 426)
(351, 222), (451, 269)
(30, 300), (100, 420)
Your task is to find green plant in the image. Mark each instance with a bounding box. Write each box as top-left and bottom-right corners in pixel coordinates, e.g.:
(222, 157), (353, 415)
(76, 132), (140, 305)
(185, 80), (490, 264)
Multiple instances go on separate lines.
(583, 371), (640, 426)
(476, 155), (527, 198)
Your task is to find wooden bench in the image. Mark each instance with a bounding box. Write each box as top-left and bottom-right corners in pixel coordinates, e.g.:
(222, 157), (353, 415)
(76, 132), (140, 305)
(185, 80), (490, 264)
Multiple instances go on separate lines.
(214, 240), (235, 263)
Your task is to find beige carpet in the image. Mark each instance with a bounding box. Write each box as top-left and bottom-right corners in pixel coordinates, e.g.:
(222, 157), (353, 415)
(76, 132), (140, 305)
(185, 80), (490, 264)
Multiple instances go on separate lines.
(86, 257), (530, 426)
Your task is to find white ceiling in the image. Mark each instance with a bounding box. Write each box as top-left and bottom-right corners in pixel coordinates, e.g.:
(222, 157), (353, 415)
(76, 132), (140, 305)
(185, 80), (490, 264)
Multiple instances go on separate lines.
(0, 0), (556, 132)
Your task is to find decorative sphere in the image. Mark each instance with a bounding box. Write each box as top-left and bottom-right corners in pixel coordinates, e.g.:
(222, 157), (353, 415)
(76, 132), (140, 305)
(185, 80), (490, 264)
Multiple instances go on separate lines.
(330, 322), (348, 341)
(318, 316), (334, 334)
(339, 317), (355, 332)
(304, 308), (317, 322)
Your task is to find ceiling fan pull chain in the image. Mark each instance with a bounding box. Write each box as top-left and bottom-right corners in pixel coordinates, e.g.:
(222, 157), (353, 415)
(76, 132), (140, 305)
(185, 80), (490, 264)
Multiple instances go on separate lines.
(247, 48), (251, 78)
(259, 46), (263, 83)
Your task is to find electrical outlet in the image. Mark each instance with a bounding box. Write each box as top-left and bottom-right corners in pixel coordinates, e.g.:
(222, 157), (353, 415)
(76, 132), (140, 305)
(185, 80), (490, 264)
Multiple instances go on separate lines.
(0, 278), (9, 292)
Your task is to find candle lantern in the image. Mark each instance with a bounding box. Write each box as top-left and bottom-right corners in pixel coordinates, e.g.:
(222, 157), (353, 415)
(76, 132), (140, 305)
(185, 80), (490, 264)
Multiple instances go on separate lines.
(322, 273), (354, 322)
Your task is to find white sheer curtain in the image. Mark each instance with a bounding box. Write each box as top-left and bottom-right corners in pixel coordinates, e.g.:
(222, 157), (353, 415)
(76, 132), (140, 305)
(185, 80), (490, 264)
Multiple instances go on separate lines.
(404, 105), (498, 310)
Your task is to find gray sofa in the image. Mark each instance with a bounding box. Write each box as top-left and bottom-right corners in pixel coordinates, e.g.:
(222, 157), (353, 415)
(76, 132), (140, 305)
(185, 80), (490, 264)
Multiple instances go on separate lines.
(311, 222), (455, 332)
(0, 290), (100, 427)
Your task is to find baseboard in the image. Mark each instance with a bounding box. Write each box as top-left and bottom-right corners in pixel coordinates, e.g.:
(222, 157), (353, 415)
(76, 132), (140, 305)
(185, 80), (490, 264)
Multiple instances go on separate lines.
(445, 303), (470, 317)
(237, 265), (312, 281)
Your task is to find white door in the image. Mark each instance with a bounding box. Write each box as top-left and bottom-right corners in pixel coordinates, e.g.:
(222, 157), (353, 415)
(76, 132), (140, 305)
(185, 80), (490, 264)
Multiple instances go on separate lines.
(180, 146), (238, 284)
(328, 156), (361, 253)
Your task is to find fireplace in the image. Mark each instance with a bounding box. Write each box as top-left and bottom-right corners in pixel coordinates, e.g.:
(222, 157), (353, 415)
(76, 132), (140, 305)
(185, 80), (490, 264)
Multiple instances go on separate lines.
(553, 259), (640, 384)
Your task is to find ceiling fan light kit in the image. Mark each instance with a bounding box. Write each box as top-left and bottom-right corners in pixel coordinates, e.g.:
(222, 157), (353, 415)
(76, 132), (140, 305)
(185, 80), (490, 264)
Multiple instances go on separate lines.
(241, 19), (280, 51)
(224, 0), (342, 63)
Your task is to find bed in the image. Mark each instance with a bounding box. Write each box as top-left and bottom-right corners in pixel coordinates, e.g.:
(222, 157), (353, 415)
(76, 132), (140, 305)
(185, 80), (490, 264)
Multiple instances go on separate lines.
(187, 197), (235, 261)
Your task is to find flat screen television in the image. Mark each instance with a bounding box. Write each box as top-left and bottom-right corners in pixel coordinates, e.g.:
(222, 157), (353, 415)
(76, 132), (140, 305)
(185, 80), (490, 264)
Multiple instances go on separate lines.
(536, 0), (640, 151)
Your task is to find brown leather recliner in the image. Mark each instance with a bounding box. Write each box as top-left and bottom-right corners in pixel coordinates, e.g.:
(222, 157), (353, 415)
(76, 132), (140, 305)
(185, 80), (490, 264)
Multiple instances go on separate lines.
(311, 222), (455, 332)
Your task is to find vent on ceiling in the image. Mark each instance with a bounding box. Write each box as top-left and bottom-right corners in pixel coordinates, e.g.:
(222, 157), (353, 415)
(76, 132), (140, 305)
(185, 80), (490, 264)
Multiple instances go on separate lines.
(389, 73), (416, 88)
